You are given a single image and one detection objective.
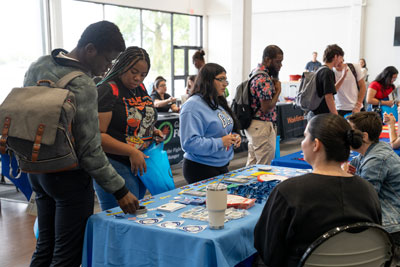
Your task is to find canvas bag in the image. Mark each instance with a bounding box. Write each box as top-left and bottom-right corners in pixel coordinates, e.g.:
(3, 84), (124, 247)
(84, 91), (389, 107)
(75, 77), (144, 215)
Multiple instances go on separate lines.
(0, 71), (85, 174)
(231, 71), (264, 130)
(295, 66), (328, 112)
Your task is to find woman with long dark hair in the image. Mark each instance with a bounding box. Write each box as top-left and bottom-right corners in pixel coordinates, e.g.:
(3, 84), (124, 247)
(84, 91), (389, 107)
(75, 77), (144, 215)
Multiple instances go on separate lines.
(254, 114), (381, 266)
(366, 66), (398, 108)
(179, 63), (241, 184)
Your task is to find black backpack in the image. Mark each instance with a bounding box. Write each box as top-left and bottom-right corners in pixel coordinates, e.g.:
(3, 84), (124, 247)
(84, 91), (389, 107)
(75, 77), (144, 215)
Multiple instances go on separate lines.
(231, 71), (265, 130)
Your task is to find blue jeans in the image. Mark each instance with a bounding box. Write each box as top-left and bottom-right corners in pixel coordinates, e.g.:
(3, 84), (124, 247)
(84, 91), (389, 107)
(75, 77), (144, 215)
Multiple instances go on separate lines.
(93, 157), (146, 211)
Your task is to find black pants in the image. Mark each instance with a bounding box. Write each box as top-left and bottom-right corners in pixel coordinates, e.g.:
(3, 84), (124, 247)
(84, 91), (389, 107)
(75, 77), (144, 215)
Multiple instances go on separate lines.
(183, 158), (229, 184)
(28, 169), (94, 267)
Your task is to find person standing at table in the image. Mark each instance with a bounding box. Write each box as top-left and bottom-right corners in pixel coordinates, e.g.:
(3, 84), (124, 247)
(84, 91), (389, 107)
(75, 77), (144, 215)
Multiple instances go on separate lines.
(23, 21), (139, 267)
(304, 51), (322, 72)
(180, 63), (241, 184)
(192, 49), (206, 71)
(366, 66), (398, 110)
(307, 44), (344, 119)
(244, 45), (283, 166)
(151, 76), (180, 113)
(95, 46), (164, 211)
(359, 58), (368, 82)
(254, 113), (381, 267)
(347, 111), (400, 245)
(333, 60), (367, 116)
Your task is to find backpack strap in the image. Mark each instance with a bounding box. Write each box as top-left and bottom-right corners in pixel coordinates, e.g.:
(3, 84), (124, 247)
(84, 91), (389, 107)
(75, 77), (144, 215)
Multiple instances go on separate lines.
(347, 63), (360, 91)
(56, 71), (86, 88)
(108, 81), (119, 97)
(0, 117), (11, 154)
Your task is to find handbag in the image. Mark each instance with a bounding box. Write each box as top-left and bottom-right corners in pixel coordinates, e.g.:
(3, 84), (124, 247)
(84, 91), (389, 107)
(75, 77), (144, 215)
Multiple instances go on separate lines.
(138, 142), (175, 195)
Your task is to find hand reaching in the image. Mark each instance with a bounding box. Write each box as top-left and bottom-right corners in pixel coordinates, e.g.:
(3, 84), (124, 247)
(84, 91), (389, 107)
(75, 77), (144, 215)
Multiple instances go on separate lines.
(117, 191), (139, 214)
(129, 148), (148, 176)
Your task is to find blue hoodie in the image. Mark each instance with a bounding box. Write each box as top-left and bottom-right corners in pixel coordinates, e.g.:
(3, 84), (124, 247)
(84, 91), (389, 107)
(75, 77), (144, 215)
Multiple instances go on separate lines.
(179, 94), (234, 167)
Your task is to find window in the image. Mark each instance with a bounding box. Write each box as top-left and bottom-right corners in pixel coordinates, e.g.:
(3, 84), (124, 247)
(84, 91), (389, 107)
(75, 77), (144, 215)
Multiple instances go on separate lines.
(0, 0), (46, 103)
(59, 0), (103, 51)
(142, 10), (172, 94)
(0, 0), (202, 103)
(104, 5), (141, 48)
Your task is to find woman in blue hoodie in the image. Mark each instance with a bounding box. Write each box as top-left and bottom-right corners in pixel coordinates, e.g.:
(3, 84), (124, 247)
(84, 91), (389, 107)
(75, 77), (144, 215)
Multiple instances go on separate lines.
(179, 63), (241, 184)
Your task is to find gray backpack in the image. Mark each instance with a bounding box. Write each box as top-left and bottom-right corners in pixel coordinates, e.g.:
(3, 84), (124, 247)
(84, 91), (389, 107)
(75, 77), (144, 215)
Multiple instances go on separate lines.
(295, 66), (328, 112)
(0, 71), (84, 176)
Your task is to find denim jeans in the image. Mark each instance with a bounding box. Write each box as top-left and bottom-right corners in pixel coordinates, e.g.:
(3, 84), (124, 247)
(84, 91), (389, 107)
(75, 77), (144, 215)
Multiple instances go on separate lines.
(93, 157), (146, 211)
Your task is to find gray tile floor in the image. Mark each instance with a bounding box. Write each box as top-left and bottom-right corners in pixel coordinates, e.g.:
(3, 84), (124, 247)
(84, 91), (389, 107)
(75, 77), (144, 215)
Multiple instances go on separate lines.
(0, 137), (303, 203)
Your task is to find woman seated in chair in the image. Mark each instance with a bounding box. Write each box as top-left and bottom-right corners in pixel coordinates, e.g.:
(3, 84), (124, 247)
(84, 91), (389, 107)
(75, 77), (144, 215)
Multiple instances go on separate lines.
(254, 113), (382, 267)
(151, 76), (180, 113)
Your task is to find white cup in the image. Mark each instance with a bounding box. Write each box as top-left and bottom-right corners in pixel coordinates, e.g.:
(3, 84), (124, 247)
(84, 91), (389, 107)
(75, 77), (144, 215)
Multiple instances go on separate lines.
(206, 184), (227, 230)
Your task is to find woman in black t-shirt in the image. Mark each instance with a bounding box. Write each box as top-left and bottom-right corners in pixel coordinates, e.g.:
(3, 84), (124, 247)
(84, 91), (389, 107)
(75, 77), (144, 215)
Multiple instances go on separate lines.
(254, 114), (382, 267)
(151, 76), (180, 113)
(94, 46), (163, 211)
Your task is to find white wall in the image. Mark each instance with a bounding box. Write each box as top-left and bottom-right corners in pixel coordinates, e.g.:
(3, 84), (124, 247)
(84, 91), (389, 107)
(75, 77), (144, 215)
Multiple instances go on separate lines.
(363, 0), (400, 82)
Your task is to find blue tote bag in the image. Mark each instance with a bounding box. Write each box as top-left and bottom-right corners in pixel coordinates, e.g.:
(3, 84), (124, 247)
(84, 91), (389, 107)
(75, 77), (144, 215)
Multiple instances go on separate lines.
(138, 142), (175, 195)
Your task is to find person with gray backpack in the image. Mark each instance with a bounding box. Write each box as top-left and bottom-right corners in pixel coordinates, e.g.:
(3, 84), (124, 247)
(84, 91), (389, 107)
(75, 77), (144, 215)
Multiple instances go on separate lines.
(17, 21), (139, 267)
(297, 44), (344, 120)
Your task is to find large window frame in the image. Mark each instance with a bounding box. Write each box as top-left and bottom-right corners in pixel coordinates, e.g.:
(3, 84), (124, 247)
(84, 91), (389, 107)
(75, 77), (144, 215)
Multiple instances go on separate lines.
(51, 0), (203, 97)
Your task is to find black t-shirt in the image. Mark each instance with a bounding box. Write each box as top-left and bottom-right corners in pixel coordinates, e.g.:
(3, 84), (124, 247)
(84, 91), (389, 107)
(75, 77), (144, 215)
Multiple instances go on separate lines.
(313, 66), (336, 115)
(254, 173), (381, 267)
(151, 91), (172, 112)
(98, 78), (157, 165)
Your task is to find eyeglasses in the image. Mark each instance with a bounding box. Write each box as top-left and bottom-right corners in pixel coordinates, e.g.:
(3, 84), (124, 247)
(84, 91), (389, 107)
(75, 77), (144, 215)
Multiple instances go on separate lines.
(214, 78), (229, 84)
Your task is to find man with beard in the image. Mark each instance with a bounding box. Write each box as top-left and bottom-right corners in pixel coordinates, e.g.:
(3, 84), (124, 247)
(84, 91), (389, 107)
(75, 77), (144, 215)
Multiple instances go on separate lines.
(244, 45), (283, 165)
(308, 44), (344, 119)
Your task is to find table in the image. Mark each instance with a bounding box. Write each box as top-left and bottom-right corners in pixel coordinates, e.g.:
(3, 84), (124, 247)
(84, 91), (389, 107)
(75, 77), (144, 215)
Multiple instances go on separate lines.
(276, 103), (306, 141)
(82, 165), (307, 267)
(271, 138), (400, 169)
(0, 153), (32, 200)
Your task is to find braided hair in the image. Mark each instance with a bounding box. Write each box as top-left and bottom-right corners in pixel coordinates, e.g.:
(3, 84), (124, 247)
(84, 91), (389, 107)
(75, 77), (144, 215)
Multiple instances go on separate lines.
(98, 46), (151, 85)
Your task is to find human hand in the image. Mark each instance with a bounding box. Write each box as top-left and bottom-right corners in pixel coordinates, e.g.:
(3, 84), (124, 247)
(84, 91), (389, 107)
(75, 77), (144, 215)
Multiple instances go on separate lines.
(232, 133), (241, 148)
(129, 148), (148, 176)
(342, 66), (349, 77)
(273, 79), (281, 96)
(383, 112), (396, 125)
(385, 100), (394, 107)
(153, 129), (164, 144)
(117, 191), (139, 214)
(168, 97), (177, 104)
(222, 133), (236, 150)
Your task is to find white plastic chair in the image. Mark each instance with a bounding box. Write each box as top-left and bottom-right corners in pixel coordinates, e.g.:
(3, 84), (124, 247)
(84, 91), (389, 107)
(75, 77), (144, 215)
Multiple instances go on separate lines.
(298, 222), (394, 267)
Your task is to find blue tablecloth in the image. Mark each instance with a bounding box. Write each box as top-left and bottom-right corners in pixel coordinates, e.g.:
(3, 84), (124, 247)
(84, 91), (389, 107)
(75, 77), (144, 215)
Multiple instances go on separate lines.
(0, 154), (32, 200)
(271, 150), (359, 169)
(82, 165), (307, 267)
(271, 138), (400, 169)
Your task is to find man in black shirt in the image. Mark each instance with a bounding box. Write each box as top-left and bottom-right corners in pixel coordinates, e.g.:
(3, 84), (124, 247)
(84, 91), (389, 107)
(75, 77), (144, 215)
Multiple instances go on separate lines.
(311, 44), (344, 116)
